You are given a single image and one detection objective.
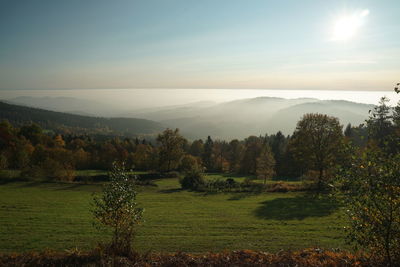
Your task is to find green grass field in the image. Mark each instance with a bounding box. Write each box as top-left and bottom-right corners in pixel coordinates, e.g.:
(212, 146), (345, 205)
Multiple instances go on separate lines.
(0, 173), (347, 253)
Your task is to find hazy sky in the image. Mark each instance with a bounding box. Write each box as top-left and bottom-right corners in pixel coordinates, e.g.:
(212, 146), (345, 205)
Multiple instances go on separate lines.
(0, 0), (399, 91)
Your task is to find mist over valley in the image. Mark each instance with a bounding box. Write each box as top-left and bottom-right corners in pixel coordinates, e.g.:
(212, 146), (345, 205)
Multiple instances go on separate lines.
(2, 91), (376, 139)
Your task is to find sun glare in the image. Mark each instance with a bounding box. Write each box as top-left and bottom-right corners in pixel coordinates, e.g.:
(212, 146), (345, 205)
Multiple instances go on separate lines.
(332, 9), (369, 41)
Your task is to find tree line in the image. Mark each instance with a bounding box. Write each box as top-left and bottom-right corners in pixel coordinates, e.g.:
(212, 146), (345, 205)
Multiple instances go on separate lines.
(1, 96), (399, 185)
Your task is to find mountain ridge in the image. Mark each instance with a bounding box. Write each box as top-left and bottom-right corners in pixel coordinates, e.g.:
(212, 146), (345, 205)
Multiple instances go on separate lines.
(0, 96), (375, 140)
(0, 101), (164, 137)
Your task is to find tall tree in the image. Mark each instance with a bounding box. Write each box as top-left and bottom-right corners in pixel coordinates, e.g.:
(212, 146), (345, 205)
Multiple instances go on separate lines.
(132, 144), (157, 170)
(212, 140), (229, 172)
(156, 128), (186, 172)
(202, 136), (214, 171)
(344, 123), (353, 137)
(393, 101), (400, 128)
(268, 131), (287, 177)
(291, 113), (344, 190)
(189, 139), (204, 157)
(227, 139), (244, 173)
(367, 97), (393, 147)
(256, 145), (276, 184)
(241, 136), (263, 174)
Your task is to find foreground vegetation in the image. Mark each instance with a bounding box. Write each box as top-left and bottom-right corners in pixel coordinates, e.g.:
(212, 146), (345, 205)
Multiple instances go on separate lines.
(0, 248), (373, 267)
(0, 176), (345, 253)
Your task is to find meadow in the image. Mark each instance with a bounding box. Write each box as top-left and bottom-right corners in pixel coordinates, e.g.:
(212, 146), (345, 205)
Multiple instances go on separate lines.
(0, 172), (347, 253)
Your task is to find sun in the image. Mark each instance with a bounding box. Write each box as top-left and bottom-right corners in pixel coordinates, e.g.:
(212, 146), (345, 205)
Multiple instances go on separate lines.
(332, 9), (369, 41)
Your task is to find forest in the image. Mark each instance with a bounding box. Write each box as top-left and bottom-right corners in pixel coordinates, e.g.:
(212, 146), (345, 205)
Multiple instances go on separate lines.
(0, 101), (163, 136)
(0, 97), (397, 185)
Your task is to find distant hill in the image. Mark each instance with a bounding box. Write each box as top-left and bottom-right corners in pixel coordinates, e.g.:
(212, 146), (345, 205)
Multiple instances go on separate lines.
(127, 97), (374, 139)
(0, 96), (375, 140)
(119, 101), (216, 120)
(126, 97), (316, 121)
(264, 100), (373, 134)
(7, 96), (121, 117)
(0, 101), (164, 136)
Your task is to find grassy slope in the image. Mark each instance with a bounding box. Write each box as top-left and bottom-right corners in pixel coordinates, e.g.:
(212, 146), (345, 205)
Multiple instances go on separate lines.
(0, 175), (346, 253)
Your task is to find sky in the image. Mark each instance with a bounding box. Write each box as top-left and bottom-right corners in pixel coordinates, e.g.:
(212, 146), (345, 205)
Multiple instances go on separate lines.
(0, 0), (399, 91)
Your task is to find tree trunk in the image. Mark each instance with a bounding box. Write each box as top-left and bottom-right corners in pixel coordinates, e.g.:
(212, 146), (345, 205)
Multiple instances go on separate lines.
(318, 167), (323, 191)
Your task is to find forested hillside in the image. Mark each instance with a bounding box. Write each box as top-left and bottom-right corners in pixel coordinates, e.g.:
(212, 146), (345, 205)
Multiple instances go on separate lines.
(0, 101), (164, 136)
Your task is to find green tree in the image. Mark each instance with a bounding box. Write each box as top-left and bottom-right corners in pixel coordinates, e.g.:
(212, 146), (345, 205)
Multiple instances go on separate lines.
(132, 144), (157, 170)
(344, 123), (353, 137)
(157, 128), (186, 172)
(268, 131), (288, 177)
(256, 145), (276, 184)
(240, 136), (263, 174)
(291, 113), (344, 190)
(189, 139), (204, 157)
(227, 139), (244, 173)
(393, 101), (400, 128)
(366, 97), (393, 147)
(92, 162), (143, 254)
(202, 136), (214, 171)
(212, 140), (230, 172)
(179, 154), (202, 173)
(335, 145), (400, 265)
(19, 123), (43, 145)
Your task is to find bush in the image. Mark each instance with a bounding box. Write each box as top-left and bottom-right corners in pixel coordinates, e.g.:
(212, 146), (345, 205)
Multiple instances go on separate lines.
(206, 177), (266, 193)
(266, 182), (307, 192)
(239, 178), (266, 193)
(20, 159), (75, 182)
(207, 178), (240, 192)
(179, 169), (206, 191)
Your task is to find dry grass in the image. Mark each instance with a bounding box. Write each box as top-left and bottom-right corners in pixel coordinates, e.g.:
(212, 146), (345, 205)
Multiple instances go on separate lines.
(0, 248), (375, 267)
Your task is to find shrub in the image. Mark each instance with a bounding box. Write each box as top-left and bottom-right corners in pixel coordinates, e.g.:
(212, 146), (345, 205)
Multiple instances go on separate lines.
(268, 182), (289, 192)
(179, 169), (206, 191)
(20, 159), (75, 182)
(266, 181), (306, 192)
(206, 178), (240, 192)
